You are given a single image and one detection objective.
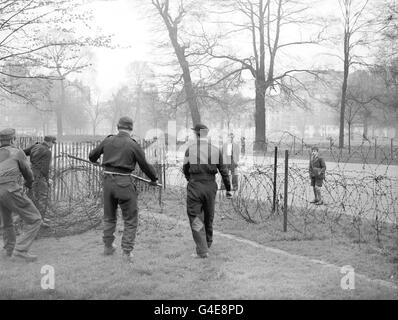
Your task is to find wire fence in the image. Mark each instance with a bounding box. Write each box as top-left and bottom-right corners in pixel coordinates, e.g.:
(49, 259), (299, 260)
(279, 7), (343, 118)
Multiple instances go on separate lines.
(3, 134), (398, 248)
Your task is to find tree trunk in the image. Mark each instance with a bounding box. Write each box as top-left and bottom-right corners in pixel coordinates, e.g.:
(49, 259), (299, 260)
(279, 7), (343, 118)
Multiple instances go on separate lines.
(254, 79), (266, 152)
(181, 64), (201, 126)
(348, 121), (351, 154)
(56, 76), (65, 138)
(134, 84), (142, 136)
(339, 10), (350, 149)
(339, 56), (349, 149)
(363, 114), (368, 140)
(254, 0), (267, 152)
(157, 2), (201, 127)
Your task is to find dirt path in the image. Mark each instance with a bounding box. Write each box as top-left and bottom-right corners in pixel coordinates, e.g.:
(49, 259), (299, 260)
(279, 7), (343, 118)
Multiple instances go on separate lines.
(1, 210), (397, 299)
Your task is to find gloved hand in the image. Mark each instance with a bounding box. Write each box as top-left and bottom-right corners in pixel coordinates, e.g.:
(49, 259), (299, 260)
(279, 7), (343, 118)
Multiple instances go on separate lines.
(226, 191), (233, 199)
(149, 180), (159, 187)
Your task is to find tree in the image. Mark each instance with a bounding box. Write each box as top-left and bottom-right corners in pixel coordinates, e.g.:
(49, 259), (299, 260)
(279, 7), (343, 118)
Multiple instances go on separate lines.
(85, 96), (106, 136)
(334, 0), (374, 149)
(0, 1), (89, 103)
(209, 0), (325, 151)
(106, 86), (134, 132)
(150, 0), (204, 126)
(125, 61), (155, 136)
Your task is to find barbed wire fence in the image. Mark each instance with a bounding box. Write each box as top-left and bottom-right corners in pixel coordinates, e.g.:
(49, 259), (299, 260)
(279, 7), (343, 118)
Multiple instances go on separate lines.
(5, 134), (397, 251)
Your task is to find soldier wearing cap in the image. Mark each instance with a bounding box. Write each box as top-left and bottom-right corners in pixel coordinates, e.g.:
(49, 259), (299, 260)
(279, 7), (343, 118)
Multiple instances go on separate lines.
(183, 123), (232, 258)
(89, 116), (159, 263)
(24, 135), (57, 227)
(0, 128), (42, 262)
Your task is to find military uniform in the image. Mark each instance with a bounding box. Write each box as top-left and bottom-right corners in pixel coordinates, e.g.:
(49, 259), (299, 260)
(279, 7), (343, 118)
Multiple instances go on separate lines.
(24, 136), (56, 221)
(0, 128), (42, 261)
(89, 117), (158, 257)
(183, 124), (231, 258)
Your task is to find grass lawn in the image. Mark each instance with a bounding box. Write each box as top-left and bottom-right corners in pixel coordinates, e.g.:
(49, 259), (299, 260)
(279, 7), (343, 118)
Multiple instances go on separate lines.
(1, 204), (397, 299)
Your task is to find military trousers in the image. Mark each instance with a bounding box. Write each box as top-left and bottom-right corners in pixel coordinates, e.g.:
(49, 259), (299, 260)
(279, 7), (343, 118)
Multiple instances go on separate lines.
(28, 175), (49, 219)
(0, 183), (42, 254)
(186, 179), (218, 256)
(103, 174), (138, 253)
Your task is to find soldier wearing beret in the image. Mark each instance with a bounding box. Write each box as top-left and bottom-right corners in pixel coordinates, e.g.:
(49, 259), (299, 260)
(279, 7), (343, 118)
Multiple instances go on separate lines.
(309, 146), (326, 205)
(24, 135), (57, 227)
(183, 124), (232, 258)
(0, 128), (42, 262)
(89, 116), (159, 263)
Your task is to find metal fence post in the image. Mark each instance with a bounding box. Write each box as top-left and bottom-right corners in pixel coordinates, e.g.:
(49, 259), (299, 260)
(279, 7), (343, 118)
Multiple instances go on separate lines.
(283, 150), (288, 232)
(272, 146), (278, 213)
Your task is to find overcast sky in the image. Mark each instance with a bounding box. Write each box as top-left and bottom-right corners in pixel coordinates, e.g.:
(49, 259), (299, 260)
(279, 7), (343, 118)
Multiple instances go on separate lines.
(83, 0), (376, 99)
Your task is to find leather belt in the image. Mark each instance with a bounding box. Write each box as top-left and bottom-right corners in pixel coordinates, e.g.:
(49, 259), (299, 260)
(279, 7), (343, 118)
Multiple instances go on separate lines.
(103, 171), (132, 176)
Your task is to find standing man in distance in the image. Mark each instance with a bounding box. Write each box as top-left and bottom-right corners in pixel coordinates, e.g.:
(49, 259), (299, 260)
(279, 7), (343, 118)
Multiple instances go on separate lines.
(0, 128), (42, 262)
(309, 146), (326, 205)
(183, 124), (232, 259)
(89, 116), (159, 263)
(223, 132), (240, 191)
(24, 135), (57, 228)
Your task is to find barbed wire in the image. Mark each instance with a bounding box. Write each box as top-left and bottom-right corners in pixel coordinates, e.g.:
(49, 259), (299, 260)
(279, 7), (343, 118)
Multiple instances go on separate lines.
(11, 132), (395, 249)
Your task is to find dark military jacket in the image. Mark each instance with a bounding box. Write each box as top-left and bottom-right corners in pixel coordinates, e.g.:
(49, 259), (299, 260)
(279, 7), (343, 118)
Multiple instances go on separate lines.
(24, 142), (52, 180)
(183, 138), (231, 191)
(309, 155), (326, 179)
(89, 131), (157, 181)
(0, 144), (34, 189)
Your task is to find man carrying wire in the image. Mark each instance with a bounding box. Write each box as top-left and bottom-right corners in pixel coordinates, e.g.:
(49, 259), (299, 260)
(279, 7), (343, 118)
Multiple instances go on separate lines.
(309, 146), (326, 205)
(24, 135), (57, 228)
(89, 116), (159, 263)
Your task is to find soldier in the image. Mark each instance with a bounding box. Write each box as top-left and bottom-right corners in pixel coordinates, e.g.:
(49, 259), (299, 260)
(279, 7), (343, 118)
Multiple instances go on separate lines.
(24, 135), (57, 227)
(309, 146), (326, 205)
(89, 116), (159, 263)
(0, 128), (42, 262)
(183, 124), (232, 259)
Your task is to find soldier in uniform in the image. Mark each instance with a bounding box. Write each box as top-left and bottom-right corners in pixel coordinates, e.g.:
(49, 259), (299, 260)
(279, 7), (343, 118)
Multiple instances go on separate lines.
(183, 124), (232, 258)
(89, 116), (159, 263)
(309, 146), (326, 205)
(0, 128), (42, 262)
(24, 135), (56, 228)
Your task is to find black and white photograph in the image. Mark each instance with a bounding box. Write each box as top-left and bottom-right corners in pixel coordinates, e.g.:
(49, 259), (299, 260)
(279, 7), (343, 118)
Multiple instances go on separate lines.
(0, 0), (397, 305)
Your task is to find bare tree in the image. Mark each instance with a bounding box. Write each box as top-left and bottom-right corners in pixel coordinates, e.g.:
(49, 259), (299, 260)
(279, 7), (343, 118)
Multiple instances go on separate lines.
(334, 0), (374, 149)
(0, 1), (90, 102)
(150, 0), (203, 126)
(209, 0), (325, 151)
